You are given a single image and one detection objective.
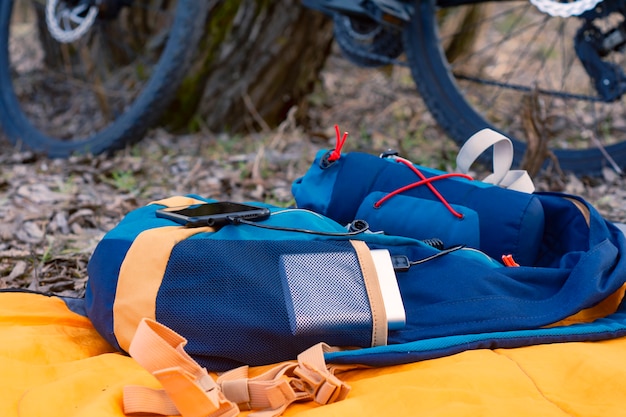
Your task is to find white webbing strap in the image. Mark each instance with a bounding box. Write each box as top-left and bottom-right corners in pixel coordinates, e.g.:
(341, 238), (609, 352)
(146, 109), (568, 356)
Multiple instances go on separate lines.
(456, 128), (535, 193)
(123, 318), (351, 417)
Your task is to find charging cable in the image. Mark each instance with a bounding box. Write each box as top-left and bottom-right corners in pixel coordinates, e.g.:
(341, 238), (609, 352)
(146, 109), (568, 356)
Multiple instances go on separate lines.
(226, 215), (371, 236)
(226, 214), (463, 267)
(390, 244), (466, 272)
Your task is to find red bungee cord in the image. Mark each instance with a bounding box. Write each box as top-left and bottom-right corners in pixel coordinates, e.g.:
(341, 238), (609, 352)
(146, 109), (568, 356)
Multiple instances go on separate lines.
(375, 157), (473, 219)
(328, 125), (348, 162)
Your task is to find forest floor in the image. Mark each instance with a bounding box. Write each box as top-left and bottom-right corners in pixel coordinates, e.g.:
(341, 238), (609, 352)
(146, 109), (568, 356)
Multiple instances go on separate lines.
(1, 47), (625, 297)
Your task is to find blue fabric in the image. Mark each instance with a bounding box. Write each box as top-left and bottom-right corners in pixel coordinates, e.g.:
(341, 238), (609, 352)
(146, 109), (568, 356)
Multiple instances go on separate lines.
(363, 191), (626, 345)
(326, 301), (626, 367)
(157, 239), (374, 370)
(293, 150), (545, 266)
(355, 191), (480, 248)
(86, 185), (626, 369)
(290, 152), (626, 367)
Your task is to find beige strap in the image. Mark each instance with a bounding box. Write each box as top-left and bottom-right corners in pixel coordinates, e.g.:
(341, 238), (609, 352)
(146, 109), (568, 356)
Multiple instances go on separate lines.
(292, 343), (351, 405)
(217, 343), (350, 416)
(124, 319), (351, 417)
(124, 318), (238, 417)
(456, 128), (535, 193)
(218, 364), (297, 411)
(351, 240), (388, 347)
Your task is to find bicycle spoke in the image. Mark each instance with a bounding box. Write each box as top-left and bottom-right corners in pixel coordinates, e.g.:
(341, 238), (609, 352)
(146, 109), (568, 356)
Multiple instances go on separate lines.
(404, 0), (626, 174)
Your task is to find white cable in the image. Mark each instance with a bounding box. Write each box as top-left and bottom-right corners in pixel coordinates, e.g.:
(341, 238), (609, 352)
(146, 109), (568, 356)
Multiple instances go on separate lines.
(46, 0), (98, 43)
(529, 0), (602, 17)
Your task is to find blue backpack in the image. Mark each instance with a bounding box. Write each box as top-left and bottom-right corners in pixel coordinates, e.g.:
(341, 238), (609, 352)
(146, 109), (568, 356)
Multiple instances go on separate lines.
(85, 131), (626, 416)
(86, 166), (626, 372)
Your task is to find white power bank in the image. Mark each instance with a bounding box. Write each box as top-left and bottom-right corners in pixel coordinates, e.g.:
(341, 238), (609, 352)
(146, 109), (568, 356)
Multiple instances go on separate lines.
(370, 249), (406, 330)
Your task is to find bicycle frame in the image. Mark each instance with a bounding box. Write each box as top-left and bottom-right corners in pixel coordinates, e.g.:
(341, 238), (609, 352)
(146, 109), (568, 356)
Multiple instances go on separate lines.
(303, 0), (626, 23)
(302, 0), (514, 27)
(302, 0), (414, 28)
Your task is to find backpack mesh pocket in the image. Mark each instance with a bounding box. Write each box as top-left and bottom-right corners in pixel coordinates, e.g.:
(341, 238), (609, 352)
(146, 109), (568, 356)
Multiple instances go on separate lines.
(155, 239), (379, 370)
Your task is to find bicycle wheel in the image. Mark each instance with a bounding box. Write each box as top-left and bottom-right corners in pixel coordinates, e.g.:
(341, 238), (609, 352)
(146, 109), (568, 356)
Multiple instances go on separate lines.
(404, 0), (626, 175)
(0, 0), (206, 158)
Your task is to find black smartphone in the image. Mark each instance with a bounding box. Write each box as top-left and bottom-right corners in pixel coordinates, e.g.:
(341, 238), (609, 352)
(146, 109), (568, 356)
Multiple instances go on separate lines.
(155, 201), (270, 228)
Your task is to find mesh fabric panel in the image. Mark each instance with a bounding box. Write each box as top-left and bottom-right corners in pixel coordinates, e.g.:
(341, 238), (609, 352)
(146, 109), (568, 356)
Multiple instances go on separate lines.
(280, 251), (371, 336)
(156, 239), (373, 371)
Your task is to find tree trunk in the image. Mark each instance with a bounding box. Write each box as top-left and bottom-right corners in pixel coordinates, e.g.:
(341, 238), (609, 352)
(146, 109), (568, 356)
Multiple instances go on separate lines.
(35, 0), (333, 134)
(167, 0), (334, 133)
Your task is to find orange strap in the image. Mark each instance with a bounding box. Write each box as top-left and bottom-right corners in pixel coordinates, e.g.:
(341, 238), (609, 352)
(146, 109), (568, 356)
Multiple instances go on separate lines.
(124, 318), (351, 417)
(124, 319), (238, 417)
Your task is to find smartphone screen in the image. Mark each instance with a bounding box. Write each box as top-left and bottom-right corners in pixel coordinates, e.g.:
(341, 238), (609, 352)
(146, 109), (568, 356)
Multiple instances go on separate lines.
(156, 202), (270, 227)
(163, 202), (258, 217)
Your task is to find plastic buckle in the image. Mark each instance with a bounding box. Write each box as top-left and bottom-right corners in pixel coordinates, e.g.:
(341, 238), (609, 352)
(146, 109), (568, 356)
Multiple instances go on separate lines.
(293, 364), (349, 405)
(264, 379), (297, 409)
(319, 150), (338, 169)
(314, 372), (350, 404)
(379, 149), (399, 159)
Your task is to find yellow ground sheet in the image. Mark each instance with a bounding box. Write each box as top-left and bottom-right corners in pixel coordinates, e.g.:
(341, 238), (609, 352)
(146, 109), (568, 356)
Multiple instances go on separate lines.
(2, 292), (625, 417)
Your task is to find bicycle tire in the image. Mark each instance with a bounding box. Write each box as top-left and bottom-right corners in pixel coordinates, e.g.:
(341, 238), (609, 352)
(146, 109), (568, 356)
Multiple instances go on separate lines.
(0, 0), (207, 158)
(404, 0), (626, 176)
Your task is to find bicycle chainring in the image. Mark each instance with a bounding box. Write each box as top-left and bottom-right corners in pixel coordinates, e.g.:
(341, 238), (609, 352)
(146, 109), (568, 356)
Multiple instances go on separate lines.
(45, 0), (99, 43)
(529, 0), (603, 17)
(333, 14), (404, 68)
